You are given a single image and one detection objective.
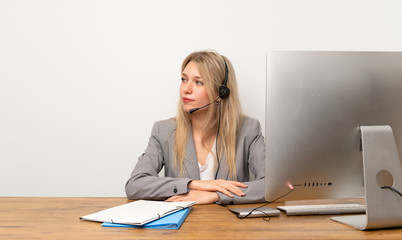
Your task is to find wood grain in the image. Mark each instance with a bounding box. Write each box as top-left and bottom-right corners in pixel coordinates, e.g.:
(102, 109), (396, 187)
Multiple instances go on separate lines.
(0, 197), (401, 239)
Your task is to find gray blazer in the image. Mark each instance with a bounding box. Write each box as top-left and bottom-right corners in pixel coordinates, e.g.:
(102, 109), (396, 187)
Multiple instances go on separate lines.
(125, 116), (265, 205)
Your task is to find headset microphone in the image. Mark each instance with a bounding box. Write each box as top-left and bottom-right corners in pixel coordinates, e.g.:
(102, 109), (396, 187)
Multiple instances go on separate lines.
(189, 98), (219, 114)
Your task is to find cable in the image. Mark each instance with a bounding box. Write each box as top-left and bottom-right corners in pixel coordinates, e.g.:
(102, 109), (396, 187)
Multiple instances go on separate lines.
(214, 100), (222, 180)
(381, 186), (402, 197)
(229, 185), (295, 221)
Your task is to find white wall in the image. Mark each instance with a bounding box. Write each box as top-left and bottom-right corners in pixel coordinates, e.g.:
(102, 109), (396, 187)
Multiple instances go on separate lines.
(1, 0), (402, 197)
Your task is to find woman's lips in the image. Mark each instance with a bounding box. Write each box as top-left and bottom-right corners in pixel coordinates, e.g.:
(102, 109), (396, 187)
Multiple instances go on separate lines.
(182, 97), (194, 103)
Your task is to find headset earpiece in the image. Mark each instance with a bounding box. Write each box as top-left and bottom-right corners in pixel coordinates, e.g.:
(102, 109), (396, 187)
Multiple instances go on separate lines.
(219, 85), (230, 99)
(218, 59), (230, 99)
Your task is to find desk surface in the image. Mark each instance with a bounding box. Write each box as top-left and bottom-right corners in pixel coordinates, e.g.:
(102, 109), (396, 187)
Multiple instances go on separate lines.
(1, 197), (401, 240)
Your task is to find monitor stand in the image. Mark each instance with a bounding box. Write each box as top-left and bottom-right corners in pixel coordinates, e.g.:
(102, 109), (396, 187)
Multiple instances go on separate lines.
(331, 125), (402, 230)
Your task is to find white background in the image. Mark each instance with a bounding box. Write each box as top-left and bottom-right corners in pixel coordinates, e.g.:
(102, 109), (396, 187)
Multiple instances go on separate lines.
(1, 0), (402, 197)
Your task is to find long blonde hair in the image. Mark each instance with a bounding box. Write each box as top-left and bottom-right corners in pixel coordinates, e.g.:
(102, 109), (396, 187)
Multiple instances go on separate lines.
(174, 50), (243, 179)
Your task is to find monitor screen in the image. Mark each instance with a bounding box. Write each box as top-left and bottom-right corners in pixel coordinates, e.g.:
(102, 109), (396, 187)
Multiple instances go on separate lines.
(264, 51), (402, 202)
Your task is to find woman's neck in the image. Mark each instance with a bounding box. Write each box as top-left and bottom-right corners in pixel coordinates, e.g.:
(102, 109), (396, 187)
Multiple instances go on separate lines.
(190, 113), (206, 134)
(191, 113), (216, 159)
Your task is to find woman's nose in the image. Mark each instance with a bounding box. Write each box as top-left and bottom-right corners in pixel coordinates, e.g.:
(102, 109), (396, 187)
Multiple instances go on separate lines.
(183, 82), (193, 94)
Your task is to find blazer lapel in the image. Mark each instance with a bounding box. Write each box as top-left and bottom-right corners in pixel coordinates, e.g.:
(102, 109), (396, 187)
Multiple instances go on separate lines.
(183, 130), (201, 180)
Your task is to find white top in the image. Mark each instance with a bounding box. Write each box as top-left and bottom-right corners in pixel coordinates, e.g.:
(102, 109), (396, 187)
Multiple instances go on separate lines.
(198, 141), (216, 180)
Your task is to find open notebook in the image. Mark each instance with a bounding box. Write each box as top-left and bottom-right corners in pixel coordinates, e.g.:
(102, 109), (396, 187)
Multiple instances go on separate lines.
(80, 200), (195, 226)
(101, 207), (191, 229)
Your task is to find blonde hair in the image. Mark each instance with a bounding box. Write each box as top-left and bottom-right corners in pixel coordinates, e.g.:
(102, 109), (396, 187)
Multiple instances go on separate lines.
(174, 50), (243, 179)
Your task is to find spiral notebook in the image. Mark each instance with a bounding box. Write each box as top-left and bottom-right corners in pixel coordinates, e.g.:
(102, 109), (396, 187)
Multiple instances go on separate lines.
(80, 200), (195, 226)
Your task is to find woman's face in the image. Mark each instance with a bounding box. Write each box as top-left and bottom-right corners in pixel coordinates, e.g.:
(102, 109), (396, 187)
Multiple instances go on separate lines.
(180, 61), (210, 113)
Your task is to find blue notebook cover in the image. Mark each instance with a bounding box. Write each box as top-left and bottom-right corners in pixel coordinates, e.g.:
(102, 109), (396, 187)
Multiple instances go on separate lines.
(101, 207), (191, 230)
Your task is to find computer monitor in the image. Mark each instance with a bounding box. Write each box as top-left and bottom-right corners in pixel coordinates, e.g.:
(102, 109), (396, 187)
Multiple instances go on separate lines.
(264, 51), (402, 230)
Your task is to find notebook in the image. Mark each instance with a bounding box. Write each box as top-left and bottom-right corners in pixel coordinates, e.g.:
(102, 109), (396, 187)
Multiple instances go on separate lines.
(80, 200), (195, 226)
(101, 207), (191, 229)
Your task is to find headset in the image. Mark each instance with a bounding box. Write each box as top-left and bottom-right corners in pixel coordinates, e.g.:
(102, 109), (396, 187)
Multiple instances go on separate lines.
(218, 59), (230, 99)
(189, 58), (230, 113)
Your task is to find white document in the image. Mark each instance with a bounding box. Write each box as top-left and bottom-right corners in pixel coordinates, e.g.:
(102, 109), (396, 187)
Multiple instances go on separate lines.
(80, 200), (196, 226)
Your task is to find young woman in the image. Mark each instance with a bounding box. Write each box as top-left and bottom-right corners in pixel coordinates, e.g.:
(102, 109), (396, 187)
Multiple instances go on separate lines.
(125, 50), (265, 205)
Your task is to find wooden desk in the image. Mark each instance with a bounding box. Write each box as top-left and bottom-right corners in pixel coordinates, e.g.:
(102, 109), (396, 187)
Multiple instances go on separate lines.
(1, 197), (401, 239)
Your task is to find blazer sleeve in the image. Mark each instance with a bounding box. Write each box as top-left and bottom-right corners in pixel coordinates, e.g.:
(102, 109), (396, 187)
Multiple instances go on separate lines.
(216, 119), (266, 204)
(125, 121), (192, 200)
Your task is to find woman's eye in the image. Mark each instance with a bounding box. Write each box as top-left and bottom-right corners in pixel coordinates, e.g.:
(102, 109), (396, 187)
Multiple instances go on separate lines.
(196, 81), (204, 86)
(181, 78), (187, 82)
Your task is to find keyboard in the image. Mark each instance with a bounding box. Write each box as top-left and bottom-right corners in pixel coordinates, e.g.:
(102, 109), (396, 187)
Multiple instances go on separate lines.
(277, 203), (366, 216)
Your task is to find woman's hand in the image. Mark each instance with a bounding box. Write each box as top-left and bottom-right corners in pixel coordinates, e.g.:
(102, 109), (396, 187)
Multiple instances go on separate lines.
(165, 190), (220, 204)
(188, 180), (247, 198)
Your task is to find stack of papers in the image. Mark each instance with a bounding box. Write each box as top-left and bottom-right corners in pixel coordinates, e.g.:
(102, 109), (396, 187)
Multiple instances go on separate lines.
(80, 200), (195, 229)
